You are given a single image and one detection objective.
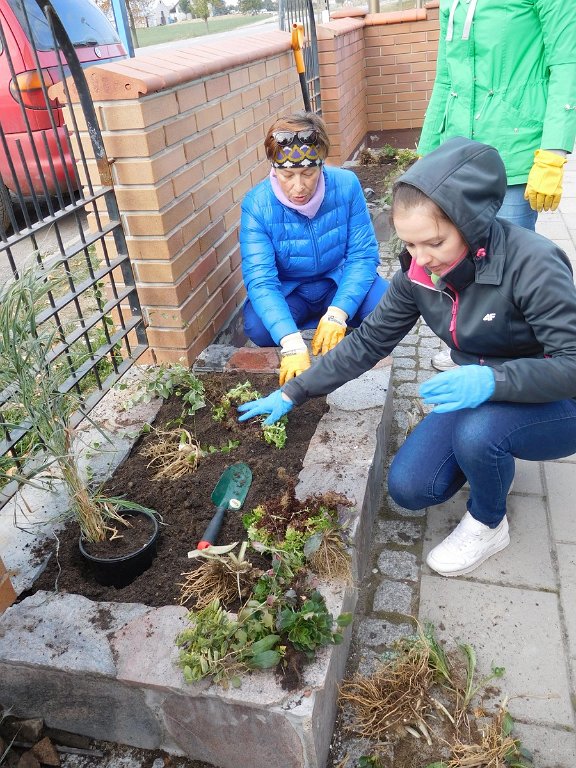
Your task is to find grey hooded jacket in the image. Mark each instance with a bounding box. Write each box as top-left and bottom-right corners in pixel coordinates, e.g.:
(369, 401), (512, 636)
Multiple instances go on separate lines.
(283, 137), (576, 406)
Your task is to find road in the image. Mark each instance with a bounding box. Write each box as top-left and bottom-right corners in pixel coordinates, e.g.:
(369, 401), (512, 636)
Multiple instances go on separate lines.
(0, 199), (88, 284)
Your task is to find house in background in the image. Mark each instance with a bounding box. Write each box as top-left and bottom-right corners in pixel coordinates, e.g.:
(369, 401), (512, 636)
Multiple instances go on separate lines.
(146, 0), (187, 26)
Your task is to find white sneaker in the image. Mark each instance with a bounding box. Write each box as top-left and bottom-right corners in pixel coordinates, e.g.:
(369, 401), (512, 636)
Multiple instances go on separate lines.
(426, 511), (510, 577)
(431, 348), (459, 371)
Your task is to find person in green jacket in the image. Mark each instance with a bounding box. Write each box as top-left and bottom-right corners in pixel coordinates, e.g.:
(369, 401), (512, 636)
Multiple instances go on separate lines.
(418, 0), (576, 232)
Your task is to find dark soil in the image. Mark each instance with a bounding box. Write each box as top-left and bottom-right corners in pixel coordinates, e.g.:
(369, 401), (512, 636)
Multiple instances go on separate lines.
(353, 158), (397, 203)
(30, 372), (328, 608)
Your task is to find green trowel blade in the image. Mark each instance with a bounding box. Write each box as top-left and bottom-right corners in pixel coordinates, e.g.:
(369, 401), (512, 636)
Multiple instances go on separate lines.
(210, 462), (252, 509)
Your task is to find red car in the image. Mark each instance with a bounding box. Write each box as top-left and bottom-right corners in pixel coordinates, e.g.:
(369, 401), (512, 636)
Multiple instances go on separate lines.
(0, 0), (127, 228)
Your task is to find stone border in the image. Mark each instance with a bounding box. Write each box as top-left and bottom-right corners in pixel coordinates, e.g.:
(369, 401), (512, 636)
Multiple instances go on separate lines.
(0, 350), (392, 768)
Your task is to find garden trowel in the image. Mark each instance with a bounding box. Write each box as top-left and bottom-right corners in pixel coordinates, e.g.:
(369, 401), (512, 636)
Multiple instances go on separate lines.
(197, 462), (252, 549)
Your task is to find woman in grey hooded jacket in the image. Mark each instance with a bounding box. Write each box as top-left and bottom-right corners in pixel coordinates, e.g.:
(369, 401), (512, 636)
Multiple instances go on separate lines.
(237, 137), (576, 578)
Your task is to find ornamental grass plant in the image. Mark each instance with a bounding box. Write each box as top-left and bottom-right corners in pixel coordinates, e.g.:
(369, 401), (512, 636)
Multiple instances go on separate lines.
(0, 260), (154, 543)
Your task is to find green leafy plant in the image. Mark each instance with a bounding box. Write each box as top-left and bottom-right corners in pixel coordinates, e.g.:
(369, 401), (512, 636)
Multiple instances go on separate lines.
(243, 486), (352, 579)
(262, 417), (288, 449)
(118, 361), (205, 418)
(211, 381), (261, 422)
(358, 756), (386, 768)
(176, 597), (282, 687)
(0, 261), (157, 543)
(277, 589), (351, 653)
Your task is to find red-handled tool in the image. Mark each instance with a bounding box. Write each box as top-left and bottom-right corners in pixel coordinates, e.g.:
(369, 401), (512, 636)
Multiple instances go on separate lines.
(197, 462), (252, 549)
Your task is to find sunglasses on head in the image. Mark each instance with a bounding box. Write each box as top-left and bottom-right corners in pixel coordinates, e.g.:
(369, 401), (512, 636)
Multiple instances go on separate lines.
(272, 129), (319, 146)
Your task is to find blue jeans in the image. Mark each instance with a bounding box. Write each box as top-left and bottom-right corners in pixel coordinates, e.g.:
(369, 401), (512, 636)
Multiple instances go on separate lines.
(388, 400), (576, 527)
(498, 184), (537, 231)
(243, 275), (389, 347)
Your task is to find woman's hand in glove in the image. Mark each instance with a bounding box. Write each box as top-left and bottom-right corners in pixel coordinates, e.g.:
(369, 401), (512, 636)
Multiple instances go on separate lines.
(237, 389), (294, 425)
(524, 149), (567, 212)
(419, 365), (495, 413)
(279, 331), (311, 386)
(311, 306), (347, 356)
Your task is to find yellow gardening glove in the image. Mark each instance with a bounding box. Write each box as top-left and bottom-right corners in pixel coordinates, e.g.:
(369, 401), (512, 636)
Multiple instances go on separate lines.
(279, 332), (311, 386)
(524, 149), (567, 212)
(311, 306), (348, 356)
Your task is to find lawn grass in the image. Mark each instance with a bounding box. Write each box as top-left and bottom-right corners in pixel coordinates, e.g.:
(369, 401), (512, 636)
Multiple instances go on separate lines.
(134, 14), (274, 48)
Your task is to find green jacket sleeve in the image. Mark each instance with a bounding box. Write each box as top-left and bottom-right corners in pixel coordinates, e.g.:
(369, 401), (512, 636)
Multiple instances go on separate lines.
(536, 0), (576, 152)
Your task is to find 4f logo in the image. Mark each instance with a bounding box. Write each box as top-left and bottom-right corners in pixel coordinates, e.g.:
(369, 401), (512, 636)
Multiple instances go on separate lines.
(483, 313), (496, 322)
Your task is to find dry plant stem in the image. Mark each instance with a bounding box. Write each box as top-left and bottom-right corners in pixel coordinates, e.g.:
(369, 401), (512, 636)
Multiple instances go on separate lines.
(60, 455), (116, 543)
(339, 643), (433, 741)
(178, 560), (257, 609)
(308, 531), (352, 583)
(448, 707), (519, 768)
(143, 429), (202, 480)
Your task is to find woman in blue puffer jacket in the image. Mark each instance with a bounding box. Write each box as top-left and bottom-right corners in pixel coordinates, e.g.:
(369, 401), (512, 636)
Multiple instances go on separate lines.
(239, 112), (389, 386)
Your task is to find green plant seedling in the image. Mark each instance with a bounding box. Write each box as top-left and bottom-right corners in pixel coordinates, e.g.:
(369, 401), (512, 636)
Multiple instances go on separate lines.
(262, 417), (288, 448)
(118, 361), (205, 417)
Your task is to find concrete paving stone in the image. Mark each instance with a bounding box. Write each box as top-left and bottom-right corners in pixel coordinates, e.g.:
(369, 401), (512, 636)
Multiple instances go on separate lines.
(535, 220), (572, 240)
(418, 325), (438, 337)
(393, 368), (417, 381)
(376, 550), (419, 581)
(512, 722), (576, 768)
(552, 453), (576, 464)
(556, 543), (576, 661)
(192, 343), (236, 372)
(514, 458), (544, 495)
(303, 409), (381, 465)
(372, 579), (414, 614)
(326, 362), (390, 411)
(385, 493), (427, 518)
(395, 382), (423, 397)
(556, 197), (576, 214)
(545, 461), (576, 543)
(422, 493), (555, 590)
(373, 519), (423, 546)
(419, 576), (574, 726)
(418, 336), (443, 348)
(389, 356), (416, 369)
(356, 617), (414, 649)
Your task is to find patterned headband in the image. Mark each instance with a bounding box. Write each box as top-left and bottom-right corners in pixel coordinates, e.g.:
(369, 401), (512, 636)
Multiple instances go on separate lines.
(272, 143), (323, 168)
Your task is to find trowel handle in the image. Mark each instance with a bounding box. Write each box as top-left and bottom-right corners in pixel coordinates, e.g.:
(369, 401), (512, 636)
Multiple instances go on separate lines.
(197, 498), (241, 550)
(197, 505), (228, 549)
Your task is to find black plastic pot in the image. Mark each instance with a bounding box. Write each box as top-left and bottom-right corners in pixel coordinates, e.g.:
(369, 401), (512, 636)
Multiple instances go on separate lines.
(78, 509), (160, 588)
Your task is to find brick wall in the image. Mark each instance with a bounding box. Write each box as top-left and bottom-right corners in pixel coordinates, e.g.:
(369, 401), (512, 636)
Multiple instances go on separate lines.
(52, 9), (440, 364)
(321, 2), (439, 160)
(56, 32), (303, 365)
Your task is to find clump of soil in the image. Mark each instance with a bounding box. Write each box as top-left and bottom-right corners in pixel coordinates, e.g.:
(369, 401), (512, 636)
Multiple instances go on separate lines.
(29, 372), (328, 607)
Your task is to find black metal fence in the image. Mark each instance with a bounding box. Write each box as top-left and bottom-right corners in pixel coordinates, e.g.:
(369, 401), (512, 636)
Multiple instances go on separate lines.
(0, 0), (147, 504)
(278, 0), (322, 115)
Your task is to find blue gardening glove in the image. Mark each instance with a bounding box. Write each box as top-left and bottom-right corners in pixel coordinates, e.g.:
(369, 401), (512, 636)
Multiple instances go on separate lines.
(237, 389), (294, 426)
(419, 365), (495, 413)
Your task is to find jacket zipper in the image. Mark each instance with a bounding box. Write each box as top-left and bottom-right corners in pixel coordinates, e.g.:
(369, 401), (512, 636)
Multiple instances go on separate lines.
(446, 289), (460, 349)
(307, 218), (320, 274)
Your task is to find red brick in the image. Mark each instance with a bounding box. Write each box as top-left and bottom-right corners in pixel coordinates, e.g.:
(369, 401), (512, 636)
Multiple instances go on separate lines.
(226, 347), (279, 374)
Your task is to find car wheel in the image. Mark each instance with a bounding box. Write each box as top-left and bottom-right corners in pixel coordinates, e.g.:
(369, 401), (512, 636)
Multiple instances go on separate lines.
(0, 179), (12, 233)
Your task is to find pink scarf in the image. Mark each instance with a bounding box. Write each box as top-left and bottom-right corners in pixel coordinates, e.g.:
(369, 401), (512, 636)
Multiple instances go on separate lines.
(269, 169), (325, 219)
